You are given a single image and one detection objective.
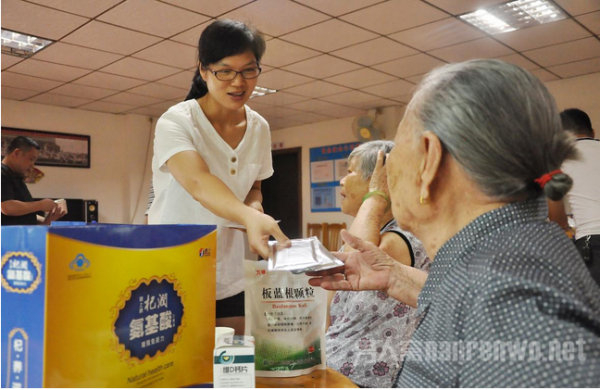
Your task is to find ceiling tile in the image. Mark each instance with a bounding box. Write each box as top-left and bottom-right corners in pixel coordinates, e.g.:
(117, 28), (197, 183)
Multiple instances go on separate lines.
(373, 54), (447, 78)
(26, 93), (93, 108)
(101, 57), (181, 81)
(361, 79), (415, 98)
(390, 94), (413, 103)
(170, 21), (213, 47)
(320, 90), (380, 106)
(288, 112), (335, 124)
(340, 1), (448, 35)
(282, 80), (351, 98)
(554, 0), (600, 16)
(352, 99), (401, 110)
(269, 117), (304, 129)
(548, 56), (600, 78)
(1, 86), (40, 100)
(32, 42), (123, 70)
(389, 18), (485, 52)
(246, 100), (274, 111)
(79, 101), (136, 114)
(314, 104), (367, 119)
(127, 106), (168, 117)
(294, 0), (384, 16)
(282, 55), (361, 79)
(261, 39), (321, 67)
(62, 21), (162, 55)
(51, 84), (118, 100)
(161, 0), (253, 16)
(331, 37), (418, 66)
(530, 68), (559, 82)
(222, 0), (330, 36)
(424, 0), (507, 15)
(494, 19), (591, 52)
(73, 72), (148, 90)
(282, 19), (378, 53)
(325, 68), (397, 89)
(428, 37), (514, 63)
(249, 91), (309, 106)
(577, 11), (600, 35)
(255, 69), (315, 90)
(405, 73), (425, 85)
(148, 100), (180, 111)
(8, 59), (91, 82)
(1, 54), (24, 70)
(496, 53), (540, 70)
(523, 37), (600, 67)
(127, 83), (188, 100)
(101, 92), (165, 107)
(98, 0), (209, 38)
(156, 71), (195, 90)
(133, 40), (197, 69)
(256, 106), (306, 118)
(25, 0), (123, 18)
(286, 99), (353, 113)
(1, 72), (64, 92)
(2, 0), (89, 40)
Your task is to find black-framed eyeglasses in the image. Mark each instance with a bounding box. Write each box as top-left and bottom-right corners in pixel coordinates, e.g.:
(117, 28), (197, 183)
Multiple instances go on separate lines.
(205, 66), (262, 81)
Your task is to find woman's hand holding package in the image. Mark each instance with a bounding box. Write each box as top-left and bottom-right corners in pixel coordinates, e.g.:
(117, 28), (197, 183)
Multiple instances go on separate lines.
(243, 210), (290, 259)
(307, 229), (427, 308)
(307, 229), (396, 292)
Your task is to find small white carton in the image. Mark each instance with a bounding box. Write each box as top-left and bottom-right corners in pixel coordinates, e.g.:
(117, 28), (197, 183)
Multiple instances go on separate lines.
(214, 335), (255, 388)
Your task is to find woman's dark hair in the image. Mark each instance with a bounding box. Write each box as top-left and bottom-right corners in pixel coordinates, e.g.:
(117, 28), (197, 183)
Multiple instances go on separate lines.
(185, 19), (266, 101)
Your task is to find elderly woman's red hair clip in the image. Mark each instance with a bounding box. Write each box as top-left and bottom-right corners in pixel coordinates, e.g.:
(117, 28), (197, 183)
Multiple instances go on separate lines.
(535, 169), (562, 189)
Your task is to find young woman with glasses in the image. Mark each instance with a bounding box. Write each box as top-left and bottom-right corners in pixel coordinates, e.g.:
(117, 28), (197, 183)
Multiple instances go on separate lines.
(149, 20), (290, 335)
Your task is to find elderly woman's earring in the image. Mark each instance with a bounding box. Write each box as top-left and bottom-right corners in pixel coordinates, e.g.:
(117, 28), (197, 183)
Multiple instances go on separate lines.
(419, 196), (429, 205)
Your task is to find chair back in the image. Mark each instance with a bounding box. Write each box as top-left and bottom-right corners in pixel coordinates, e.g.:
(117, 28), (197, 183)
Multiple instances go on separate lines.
(324, 223), (346, 252)
(307, 223), (326, 242)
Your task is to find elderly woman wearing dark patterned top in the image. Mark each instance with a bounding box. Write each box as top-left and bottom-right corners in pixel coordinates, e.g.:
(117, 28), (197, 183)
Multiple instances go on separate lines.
(327, 140), (430, 387)
(309, 59), (600, 387)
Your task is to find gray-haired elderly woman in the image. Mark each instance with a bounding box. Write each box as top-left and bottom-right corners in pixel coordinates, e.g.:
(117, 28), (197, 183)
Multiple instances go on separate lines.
(309, 59), (600, 387)
(327, 140), (430, 387)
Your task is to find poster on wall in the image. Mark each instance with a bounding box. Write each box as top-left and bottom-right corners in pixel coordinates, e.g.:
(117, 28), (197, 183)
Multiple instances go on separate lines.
(309, 142), (361, 212)
(1, 127), (91, 168)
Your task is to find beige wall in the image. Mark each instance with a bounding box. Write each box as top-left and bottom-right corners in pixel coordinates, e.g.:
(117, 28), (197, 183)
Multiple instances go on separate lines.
(1, 99), (154, 224)
(546, 72), (600, 132)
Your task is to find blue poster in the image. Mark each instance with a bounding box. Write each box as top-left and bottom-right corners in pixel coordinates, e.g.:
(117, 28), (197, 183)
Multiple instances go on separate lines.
(309, 142), (361, 212)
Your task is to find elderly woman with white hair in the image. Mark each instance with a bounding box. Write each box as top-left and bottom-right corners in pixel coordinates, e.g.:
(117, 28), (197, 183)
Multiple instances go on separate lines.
(327, 140), (430, 388)
(309, 59), (600, 387)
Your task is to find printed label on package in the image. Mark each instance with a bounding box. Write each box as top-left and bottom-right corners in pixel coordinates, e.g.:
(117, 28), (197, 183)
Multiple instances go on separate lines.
(111, 276), (185, 365)
(5, 329), (28, 388)
(1, 252), (42, 294)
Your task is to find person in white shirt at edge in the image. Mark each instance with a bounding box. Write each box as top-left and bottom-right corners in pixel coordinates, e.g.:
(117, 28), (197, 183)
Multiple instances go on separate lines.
(149, 20), (290, 335)
(548, 108), (600, 286)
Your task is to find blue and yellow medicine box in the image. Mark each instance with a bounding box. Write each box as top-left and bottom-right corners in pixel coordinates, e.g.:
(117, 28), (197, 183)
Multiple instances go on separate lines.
(1, 224), (217, 388)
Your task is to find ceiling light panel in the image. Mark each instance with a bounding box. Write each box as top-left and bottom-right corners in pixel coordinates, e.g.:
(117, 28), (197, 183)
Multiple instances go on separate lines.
(460, 0), (567, 35)
(1, 29), (53, 58)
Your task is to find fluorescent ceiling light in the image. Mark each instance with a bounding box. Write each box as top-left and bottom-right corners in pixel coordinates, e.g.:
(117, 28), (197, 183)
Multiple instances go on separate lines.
(1, 29), (54, 58)
(460, 0), (567, 35)
(250, 86), (277, 98)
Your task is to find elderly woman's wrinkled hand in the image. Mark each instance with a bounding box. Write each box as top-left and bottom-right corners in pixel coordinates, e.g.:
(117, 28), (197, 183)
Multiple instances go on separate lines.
(307, 229), (396, 292)
(369, 150), (390, 196)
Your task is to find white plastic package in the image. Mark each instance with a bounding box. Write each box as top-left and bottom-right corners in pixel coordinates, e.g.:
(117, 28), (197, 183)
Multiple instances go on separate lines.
(268, 237), (344, 274)
(244, 260), (327, 377)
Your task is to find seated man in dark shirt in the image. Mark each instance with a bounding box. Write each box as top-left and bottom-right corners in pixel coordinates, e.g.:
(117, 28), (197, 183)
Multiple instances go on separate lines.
(1, 136), (66, 225)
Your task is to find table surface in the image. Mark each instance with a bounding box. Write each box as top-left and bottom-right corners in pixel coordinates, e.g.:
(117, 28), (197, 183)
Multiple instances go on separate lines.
(256, 368), (357, 388)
